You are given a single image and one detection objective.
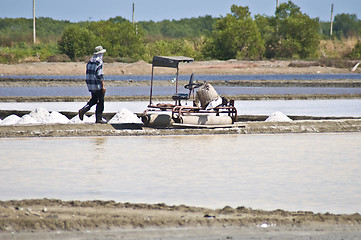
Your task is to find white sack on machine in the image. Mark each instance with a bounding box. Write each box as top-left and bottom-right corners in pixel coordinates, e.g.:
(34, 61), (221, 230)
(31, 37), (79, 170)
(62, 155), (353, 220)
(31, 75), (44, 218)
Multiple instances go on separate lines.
(142, 113), (174, 127)
(180, 115), (233, 125)
(195, 83), (222, 109)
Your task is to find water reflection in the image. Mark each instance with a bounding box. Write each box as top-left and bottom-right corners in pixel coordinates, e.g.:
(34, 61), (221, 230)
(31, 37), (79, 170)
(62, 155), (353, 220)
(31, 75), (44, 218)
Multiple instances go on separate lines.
(0, 133), (360, 214)
(94, 137), (106, 161)
(81, 138), (107, 196)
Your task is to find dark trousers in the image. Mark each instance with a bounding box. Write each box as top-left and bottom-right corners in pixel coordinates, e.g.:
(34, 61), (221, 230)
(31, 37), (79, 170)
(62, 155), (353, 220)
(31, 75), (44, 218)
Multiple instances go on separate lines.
(87, 90), (105, 121)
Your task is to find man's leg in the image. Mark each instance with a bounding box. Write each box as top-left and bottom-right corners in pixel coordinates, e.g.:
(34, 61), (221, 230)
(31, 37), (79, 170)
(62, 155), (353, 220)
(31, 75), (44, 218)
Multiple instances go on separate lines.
(95, 90), (106, 123)
(79, 92), (98, 121)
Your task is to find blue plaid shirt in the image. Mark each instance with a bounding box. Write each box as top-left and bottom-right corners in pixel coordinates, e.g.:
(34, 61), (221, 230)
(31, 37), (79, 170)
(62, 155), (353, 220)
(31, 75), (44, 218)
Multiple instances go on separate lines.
(86, 56), (104, 92)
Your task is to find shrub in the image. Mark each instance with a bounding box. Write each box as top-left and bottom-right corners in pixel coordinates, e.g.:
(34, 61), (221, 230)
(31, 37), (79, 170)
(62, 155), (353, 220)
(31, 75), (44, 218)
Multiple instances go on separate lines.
(58, 25), (96, 60)
(0, 51), (16, 64)
(349, 41), (361, 59)
(202, 5), (265, 60)
(58, 21), (145, 61)
(257, 1), (320, 59)
(144, 39), (197, 62)
(47, 54), (71, 62)
(0, 41), (60, 63)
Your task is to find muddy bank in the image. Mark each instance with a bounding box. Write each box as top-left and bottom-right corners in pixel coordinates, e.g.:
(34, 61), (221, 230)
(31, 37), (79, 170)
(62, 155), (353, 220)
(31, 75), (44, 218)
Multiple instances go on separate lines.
(2, 78), (361, 88)
(0, 60), (358, 76)
(0, 199), (360, 233)
(0, 118), (360, 138)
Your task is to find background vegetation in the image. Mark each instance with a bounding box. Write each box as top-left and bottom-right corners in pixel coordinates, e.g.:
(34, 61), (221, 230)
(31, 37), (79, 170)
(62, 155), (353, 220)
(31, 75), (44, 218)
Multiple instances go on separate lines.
(0, 1), (360, 64)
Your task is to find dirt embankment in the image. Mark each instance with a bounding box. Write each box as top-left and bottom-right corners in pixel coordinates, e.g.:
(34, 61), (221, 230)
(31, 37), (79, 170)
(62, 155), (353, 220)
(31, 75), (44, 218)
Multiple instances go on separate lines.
(0, 59), (359, 76)
(1, 199), (360, 233)
(0, 118), (360, 138)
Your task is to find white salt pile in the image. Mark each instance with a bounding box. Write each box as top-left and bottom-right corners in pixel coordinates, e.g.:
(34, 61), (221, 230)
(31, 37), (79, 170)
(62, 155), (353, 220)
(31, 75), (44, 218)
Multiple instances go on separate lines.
(70, 114), (95, 124)
(0, 107), (142, 125)
(108, 108), (142, 124)
(265, 111), (293, 122)
(17, 115), (39, 125)
(29, 107), (50, 122)
(0, 107), (70, 125)
(25, 107), (70, 124)
(0, 114), (21, 125)
(45, 111), (70, 124)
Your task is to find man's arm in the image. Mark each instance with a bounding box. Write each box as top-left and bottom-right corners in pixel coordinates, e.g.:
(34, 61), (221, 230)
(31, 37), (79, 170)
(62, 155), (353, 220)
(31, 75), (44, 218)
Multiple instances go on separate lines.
(101, 80), (106, 93)
(96, 62), (106, 93)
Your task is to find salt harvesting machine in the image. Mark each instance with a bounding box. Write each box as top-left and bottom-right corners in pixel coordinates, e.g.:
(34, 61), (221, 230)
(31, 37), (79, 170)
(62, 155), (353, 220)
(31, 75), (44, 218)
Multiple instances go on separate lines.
(141, 56), (237, 127)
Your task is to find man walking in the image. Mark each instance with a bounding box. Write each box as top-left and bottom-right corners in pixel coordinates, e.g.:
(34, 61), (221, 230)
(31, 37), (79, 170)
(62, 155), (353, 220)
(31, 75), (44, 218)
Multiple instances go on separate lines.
(78, 46), (107, 124)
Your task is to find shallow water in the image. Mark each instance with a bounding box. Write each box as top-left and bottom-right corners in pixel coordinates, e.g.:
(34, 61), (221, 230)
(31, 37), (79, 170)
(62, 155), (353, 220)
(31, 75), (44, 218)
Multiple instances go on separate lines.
(0, 99), (360, 117)
(2, 73), (361, 81)
(1, 133), (360, 214)
(2, 73), (361, 97)
(2, 86), (361, 97)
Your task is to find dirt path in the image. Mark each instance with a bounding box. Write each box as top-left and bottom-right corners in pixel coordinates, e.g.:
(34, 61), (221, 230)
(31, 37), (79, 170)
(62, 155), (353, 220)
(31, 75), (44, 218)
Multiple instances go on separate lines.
(0, 60), (358, 76)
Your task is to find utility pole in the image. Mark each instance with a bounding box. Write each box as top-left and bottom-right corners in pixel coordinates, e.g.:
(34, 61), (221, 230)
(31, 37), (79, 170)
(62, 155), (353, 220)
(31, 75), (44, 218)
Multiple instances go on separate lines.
(132, 2), (135, 25)
(33, 0), (36, 43)
(330, 3), (334, 36)
(132, 2), (138, 34)
(276, 0), (279, 8)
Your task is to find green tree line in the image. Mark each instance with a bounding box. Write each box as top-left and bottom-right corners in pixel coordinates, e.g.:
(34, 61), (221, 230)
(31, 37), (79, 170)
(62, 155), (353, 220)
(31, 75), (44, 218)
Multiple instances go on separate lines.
(1, 1), (361, 63)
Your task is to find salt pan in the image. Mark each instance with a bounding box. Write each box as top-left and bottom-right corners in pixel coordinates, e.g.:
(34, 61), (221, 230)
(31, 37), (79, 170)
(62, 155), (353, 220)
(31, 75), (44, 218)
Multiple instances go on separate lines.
(108, 109), (142, 124)
(265, 111), (293, 122)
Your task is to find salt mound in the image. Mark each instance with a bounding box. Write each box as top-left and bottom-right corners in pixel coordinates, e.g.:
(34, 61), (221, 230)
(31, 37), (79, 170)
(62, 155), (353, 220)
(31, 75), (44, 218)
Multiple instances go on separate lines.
(0, 108), (70, 125)
(70, 114), (94, 124)
(0, 108), (140, 125)
(88, 114), (97, 123)
(265, 111), (293, 122)
(109, 109), (141, 124)
(17, 115), (39, 125)
(46, 111), (70, 124)
(0, 115), (21, 125)
(29, 107), (50, 122)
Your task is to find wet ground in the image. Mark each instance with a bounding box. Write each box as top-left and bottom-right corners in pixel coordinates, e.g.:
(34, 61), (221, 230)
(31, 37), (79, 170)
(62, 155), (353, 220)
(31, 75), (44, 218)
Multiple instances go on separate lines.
(1, 199), (361, 240)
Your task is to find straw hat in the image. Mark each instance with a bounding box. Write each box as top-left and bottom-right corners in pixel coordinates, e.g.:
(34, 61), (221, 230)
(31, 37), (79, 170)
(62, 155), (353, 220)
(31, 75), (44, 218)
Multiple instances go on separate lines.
(94, 46), (106, 54)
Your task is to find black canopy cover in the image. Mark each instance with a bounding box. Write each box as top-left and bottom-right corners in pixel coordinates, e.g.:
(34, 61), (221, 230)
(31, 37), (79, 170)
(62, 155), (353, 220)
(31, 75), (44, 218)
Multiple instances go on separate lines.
(152, 56), (194, 68)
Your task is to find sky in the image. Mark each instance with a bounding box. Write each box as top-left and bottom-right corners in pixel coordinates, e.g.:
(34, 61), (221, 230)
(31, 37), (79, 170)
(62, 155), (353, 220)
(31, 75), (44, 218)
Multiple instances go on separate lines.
(1, 0), (361, 22)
